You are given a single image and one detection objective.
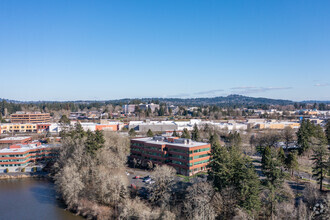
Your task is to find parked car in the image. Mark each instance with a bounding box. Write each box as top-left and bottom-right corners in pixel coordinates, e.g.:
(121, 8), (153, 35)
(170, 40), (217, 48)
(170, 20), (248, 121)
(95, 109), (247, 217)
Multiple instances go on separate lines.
(149, 180), (155, 184)
(143, 177), (152, 183)
(133, 176), (141, 179)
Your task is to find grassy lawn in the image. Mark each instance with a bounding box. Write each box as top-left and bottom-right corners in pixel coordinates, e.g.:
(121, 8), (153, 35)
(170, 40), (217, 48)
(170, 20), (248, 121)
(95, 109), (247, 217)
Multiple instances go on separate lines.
(177, 174), (190, 182)
(177, 172), (208, 182)
(298, 166), (313, 175)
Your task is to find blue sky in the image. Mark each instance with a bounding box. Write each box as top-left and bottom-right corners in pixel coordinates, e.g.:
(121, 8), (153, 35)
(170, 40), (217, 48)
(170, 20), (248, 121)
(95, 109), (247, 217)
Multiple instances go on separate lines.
(0, 0), (329, 101)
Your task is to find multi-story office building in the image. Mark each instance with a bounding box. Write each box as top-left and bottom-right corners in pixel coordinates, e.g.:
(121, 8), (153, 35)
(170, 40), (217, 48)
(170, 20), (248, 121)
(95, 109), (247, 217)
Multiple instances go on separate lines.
(138, 103), (160, 112)
(37, 123), (51, 133)
(122, 104), (136, 114)
(11, 112), (51, 124)
(0, 123), (37, 134)
(0, 143), (59, 172)
(130, 136), (211, 176)
(122, 103), (160, 114)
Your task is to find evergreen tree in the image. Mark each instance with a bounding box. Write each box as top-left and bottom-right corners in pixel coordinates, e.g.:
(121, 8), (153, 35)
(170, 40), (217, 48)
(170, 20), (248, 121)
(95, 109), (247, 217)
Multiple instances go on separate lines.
(61, 122), (85, 138)
(134, 105), (140, 114)
(227, 131), (242, 147)
(147, 129), (154, 137)
(285, 151), (298, 176)
(263, 148), (284, 187)
(74, 123), (86, 138)
(311, 144), (329, 191)
(208, 144), (261, 215)
(277, 147), (286, 166)
(191, 124), (200, 141)
(129, 128), (136, 137)
(314, 124), (328, 145)
(207, 143), (231, 190)
(239, 160), (261, 213)
(203, 123), (210, 133)
(158, 106), (165, 116)
(0, 114), (4, 123)
(297, 119), (315, 155)
(209, 133), (220, 147)
(181, 128), (191, 139)
(145, 109), (150, 117)
(86, 129), (105, 155)
(325, 120), (330, 145)
(262, 146), (272, 169)
(319, 103), (327, 110)
(172, 130), (179, 137)
(60, 124), (105, 156)
(327, 156), (330, 177)
(59, 115), (70, 124)
(262, 147), (285, 219)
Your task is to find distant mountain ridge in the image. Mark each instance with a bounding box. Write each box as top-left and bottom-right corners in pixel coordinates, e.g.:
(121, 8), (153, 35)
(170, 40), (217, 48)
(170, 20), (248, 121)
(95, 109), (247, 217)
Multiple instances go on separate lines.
(1, 95), (329, 106)
(117, 95), (295, 106)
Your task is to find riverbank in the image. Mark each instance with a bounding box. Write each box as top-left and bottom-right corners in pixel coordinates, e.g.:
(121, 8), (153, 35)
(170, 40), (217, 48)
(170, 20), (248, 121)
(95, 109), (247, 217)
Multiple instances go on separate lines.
(0, 171), (50, 180)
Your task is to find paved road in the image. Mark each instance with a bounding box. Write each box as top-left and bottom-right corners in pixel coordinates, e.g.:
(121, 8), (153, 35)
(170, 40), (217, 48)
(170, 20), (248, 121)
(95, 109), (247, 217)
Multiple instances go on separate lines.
(293, 170), (330, 185)
(249, 155), (329, 185)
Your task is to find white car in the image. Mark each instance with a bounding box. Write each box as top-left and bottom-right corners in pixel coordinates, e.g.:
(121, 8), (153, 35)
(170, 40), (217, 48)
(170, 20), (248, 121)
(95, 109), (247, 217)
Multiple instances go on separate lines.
(144, 177), (151, 183)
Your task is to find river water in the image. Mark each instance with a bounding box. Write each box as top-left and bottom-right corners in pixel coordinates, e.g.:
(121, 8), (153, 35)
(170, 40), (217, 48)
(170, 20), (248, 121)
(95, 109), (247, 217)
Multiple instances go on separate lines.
(0, 178), (83, 220)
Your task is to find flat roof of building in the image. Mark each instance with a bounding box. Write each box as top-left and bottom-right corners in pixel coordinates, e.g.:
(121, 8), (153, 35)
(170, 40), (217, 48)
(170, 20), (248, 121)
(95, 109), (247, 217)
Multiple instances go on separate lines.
(0, 144), (59, 154)
(0, 136), (31, 141)
(132, 137), (209, 148)
(0, 123), (37, 126)
(11, 112), (49, 115)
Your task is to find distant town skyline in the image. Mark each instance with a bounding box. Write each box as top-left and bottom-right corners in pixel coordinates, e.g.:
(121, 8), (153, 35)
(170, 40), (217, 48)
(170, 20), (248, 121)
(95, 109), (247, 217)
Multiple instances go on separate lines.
(0, 0), (329, 101)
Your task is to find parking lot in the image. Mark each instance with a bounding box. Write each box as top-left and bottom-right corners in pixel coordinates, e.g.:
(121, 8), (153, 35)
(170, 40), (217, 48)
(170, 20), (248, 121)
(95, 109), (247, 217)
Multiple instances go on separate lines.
(126, 167), (208, 189)
(126, 168), (153, 188)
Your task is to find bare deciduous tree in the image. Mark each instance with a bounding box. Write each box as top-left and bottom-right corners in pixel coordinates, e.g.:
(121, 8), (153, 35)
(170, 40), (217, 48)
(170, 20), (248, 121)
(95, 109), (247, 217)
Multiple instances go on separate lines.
(282, 126), (296, 149)
(255, 130), (282, 148)
(148, 165), (176, 207)
(55, 162), (84, 209)
(119, 198), (157, 220)
(183, 181), (216, 220)
(54, 130), (131, 218)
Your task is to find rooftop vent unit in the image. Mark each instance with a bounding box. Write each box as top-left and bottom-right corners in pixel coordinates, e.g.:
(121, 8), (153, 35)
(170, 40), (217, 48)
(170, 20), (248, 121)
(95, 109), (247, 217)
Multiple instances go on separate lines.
(153, 136), (165, 141)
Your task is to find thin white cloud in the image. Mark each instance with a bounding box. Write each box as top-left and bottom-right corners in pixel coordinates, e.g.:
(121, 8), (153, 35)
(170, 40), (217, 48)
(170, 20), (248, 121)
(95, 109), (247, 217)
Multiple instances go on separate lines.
(194, 89), (224, 95)
(168, 93), (191, 98)
(168, 89), (224, 98)
(314, 83), (329, 87)
(167, 87), (292, 98)
(231, 86), (292, 94)
(231, 86), (257, 90)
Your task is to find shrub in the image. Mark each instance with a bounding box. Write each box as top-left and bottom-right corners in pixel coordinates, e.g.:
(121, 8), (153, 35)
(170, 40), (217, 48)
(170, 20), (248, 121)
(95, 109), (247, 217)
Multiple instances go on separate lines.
(21, 168), (25, 172)
(33, 167), (37, 172)
(5, 168), (9, 173)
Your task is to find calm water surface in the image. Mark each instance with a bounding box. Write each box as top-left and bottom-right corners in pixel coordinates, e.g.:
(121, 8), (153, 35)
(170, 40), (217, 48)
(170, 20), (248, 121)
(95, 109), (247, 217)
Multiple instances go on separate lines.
(0, 178), (83, 220)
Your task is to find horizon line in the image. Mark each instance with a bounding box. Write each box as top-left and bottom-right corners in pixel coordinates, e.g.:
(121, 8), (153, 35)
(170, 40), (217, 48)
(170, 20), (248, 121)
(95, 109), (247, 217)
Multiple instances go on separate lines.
(1, 94), (329, 103)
